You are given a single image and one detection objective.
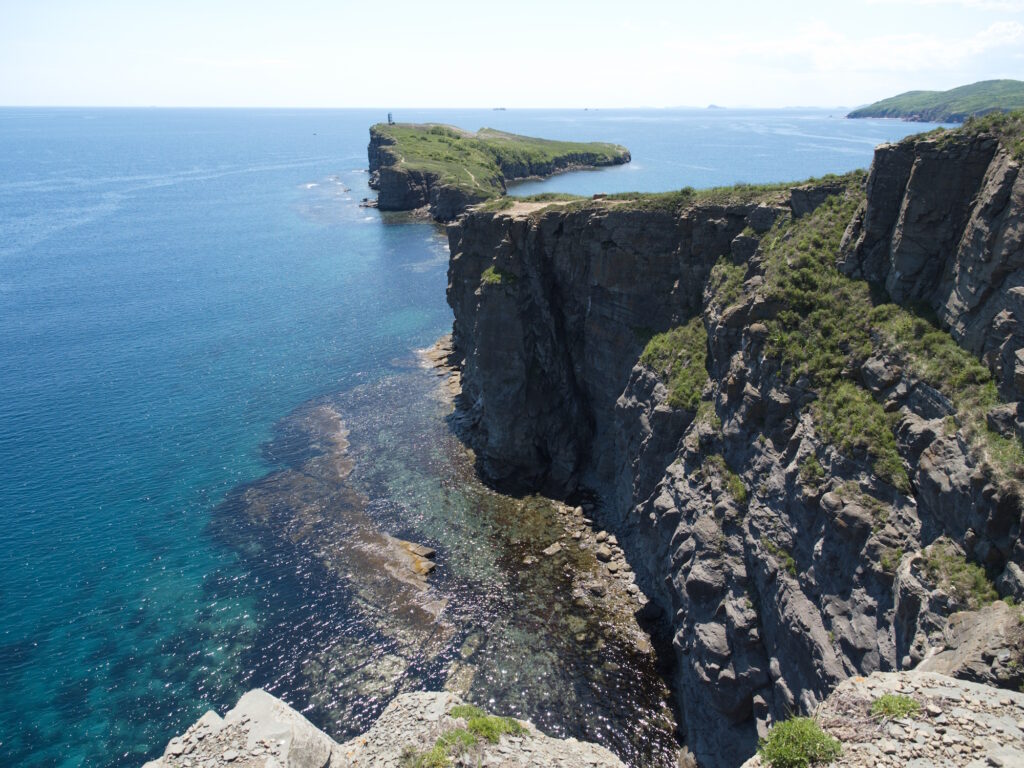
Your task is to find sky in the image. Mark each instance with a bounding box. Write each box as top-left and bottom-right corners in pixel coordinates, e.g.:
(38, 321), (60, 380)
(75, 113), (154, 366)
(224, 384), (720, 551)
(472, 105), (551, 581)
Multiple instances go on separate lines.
(1, 0), (1022, 108)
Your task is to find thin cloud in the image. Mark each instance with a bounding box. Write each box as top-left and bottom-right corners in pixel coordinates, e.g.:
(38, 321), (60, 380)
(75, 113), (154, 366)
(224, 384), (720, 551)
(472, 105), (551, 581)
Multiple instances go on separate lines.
(684, 20), (1024, 74)
(867, 0), (1024, 11)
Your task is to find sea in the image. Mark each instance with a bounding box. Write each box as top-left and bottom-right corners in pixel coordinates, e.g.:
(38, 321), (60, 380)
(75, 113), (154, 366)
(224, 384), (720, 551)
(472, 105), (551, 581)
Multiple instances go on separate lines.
(0, 107), (948, 767)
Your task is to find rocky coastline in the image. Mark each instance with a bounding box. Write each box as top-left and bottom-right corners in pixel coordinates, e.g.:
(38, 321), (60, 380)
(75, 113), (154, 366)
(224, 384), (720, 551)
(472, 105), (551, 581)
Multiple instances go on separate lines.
(139, 124), (1024, 768)
(444, 126), (1024, 766)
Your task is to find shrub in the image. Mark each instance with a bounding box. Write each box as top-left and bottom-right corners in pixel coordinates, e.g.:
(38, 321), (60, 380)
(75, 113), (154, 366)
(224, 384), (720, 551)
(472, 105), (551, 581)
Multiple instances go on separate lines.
(763, 539), (797, 577)
(641, 317), (708, 410)
(870, 694), (920, 720)
(758, 716), (841, 768)
(813, 381), (909, 493)
(480, 265), (516, 286)
(704, 454), (748, 507)
(920, 539), (998, 609)
(799, 456), (824, 485)
(401, 705), (526, 767)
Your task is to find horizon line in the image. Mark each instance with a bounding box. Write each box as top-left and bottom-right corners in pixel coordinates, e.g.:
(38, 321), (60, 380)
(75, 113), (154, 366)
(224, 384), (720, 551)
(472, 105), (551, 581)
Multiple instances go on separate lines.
(0, 104), (860, 112)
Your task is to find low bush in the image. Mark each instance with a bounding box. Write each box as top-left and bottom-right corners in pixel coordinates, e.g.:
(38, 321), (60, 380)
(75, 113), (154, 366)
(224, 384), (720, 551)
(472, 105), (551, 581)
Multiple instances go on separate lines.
(758, 716), (841, 768)
(920, 539), (998, 609)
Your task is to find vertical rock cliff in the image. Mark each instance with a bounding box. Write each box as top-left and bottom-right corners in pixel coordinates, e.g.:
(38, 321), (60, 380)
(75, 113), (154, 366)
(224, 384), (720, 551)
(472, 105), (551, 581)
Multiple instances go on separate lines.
(446, 131), (1024, 767)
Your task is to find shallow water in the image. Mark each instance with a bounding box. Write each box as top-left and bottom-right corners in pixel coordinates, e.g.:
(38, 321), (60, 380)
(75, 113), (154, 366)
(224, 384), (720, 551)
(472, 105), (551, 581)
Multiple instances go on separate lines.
(0, 107), (947, 767)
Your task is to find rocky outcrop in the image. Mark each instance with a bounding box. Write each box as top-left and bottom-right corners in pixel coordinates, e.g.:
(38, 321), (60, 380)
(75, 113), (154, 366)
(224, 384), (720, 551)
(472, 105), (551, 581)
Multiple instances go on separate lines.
(446, 137), (1024, 767)
(741, 670), (1024, 768)
(144, 690), (625, 768)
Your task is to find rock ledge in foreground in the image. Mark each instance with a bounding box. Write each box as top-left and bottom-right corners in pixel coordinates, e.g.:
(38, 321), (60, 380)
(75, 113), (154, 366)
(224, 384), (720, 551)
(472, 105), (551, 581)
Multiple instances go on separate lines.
(144, 690), (625, 768)
(741, 671), (1024, 768)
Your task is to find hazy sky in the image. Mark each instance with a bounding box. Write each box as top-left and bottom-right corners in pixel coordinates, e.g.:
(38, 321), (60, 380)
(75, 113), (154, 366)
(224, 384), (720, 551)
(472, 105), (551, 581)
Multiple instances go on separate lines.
(2, 0), (1022, 108)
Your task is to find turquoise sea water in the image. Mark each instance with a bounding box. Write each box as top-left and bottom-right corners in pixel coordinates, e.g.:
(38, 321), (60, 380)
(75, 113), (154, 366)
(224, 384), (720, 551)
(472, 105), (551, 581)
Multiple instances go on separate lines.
(0, 108), (947, 767)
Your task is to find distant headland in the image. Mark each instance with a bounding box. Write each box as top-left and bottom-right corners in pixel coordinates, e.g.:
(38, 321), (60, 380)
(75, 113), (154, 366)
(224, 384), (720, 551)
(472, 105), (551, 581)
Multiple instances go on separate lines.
(847, 78), (1024, 122)
(366, 123), (630, 221)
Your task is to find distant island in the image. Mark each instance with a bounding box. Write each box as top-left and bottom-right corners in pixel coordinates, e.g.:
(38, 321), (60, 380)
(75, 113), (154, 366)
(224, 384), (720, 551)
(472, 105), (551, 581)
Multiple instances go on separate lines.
(848, 78), (1024, 122)
(367, 123), (630, 220)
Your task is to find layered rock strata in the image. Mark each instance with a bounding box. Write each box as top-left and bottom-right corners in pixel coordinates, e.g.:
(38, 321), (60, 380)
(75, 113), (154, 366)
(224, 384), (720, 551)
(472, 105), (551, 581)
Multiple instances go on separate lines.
(445, 132), (1024, 767)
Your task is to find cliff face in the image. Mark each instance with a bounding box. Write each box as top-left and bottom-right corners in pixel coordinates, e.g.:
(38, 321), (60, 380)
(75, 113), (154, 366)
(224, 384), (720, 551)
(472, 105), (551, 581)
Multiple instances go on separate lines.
(448, 201), (760, 492)
(840, 132), (1024, 404)
(446, 135), (1024, 767)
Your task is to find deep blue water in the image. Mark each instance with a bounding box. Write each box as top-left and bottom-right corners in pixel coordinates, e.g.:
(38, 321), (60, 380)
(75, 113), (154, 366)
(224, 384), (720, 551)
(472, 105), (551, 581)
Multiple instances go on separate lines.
(0, 108), (947, 767)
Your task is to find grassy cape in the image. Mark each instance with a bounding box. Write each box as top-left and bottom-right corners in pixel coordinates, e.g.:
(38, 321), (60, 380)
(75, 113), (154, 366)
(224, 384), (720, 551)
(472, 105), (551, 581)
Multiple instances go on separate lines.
(370, 122), (629, 205)
(847, 79), (1024, 122)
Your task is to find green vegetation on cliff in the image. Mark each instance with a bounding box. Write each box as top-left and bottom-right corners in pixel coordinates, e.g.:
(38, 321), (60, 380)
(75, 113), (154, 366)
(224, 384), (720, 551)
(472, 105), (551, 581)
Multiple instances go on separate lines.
(400, 705), (527, 768)
(753, 182), (1022, 489)
(960, 109), (1024, 160)
(370, 122), (629, 206)
(920, 539), (999, 609)
(641, 316), (709, 410)
(847, 79), (1024, 122)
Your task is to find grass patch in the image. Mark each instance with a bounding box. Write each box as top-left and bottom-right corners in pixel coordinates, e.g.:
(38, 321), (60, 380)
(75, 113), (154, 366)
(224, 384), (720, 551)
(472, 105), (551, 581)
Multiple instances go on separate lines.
(799, 455), (825, 486)
(763, 538), (798, 577)
(758, 716), (841, 768)
(704, 454), (748, 507)
(961, 108), (1024, 159)
(696, 399), (722, 431)
(401, 705), (527, 768)
(870, 694), (921, 720)
(879, 546), (904, 575)
(920, 538), (998, 609)
(449, 704), (526, 743)
(813, 382), (909, 492)
(869, 303), (1024, 481)
(480, 265), (516, 286)
(709, 256), (747, 310)
(641, 316), (708, 410)
(604, 180), (793, 214)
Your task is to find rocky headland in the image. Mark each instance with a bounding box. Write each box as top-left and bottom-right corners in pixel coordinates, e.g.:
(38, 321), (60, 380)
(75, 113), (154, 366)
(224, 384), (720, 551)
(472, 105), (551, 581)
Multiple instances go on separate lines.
(847, 79), (1024, 123)
(444, 120), (1024, 766)
(367, 123), (630, 221)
